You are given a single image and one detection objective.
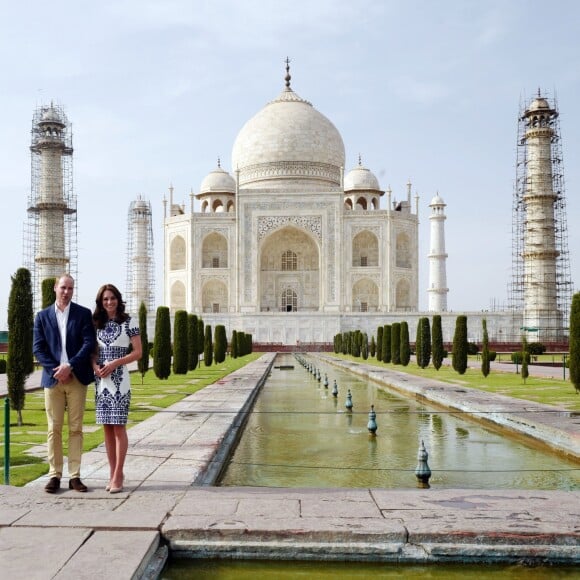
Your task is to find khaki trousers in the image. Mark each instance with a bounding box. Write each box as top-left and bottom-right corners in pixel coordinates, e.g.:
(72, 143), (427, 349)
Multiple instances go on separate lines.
(44, 376), (88, 479)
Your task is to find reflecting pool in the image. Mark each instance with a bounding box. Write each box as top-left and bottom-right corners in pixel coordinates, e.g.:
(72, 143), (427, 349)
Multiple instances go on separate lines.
(220, 354), (579, 489)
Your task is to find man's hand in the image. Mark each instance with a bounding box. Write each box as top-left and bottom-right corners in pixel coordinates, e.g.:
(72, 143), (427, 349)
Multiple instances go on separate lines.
(53, 363), (72, 384)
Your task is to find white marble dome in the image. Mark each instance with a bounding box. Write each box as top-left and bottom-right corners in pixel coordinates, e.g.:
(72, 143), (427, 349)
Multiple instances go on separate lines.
(344, 162), (381, 192)
(200, 164), (236, 194)
(231, 85), (345, 190)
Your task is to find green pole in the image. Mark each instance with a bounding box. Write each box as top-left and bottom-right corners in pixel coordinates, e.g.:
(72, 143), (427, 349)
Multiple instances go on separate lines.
(4, 397), (9, 485)
(563, 354), (566, 381)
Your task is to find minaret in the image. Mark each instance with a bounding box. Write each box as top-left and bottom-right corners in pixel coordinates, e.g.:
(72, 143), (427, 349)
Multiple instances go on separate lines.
(126, 196), (155, 315)
(427, 192), (448, 312)
(512, 92), (572, 341)
(25, 103), (76, 311)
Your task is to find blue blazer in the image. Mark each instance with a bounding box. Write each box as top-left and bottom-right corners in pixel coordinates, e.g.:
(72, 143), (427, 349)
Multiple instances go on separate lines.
(33, 302), (96, 387)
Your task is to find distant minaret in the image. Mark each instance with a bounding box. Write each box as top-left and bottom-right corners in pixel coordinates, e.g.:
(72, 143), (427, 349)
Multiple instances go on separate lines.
(126, 196), (155, 315)
(25, 103), (76, 311)
(427, 192), (448, 312)
(510, 92), (572, 341)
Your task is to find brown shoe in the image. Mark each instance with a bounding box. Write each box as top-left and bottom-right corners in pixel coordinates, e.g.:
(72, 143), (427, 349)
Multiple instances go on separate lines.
(69, 477), (88, 492)
(44, 477), (60, 494)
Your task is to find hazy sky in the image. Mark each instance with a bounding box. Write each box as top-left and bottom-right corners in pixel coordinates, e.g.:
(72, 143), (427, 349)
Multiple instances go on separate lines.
(1, 0), (579, 327)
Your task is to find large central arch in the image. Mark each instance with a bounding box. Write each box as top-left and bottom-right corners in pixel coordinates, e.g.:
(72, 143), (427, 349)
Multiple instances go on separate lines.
(259, 226), (320, 312)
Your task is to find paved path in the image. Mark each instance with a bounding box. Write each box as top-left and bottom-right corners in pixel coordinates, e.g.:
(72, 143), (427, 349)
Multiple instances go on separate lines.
(0, 354), (578, 579)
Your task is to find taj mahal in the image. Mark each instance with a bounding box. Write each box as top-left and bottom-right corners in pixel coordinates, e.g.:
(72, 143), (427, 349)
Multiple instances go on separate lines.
(156, 64), (569, 347)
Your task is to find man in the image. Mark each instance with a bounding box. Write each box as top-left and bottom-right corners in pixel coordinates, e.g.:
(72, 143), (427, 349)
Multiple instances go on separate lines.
(33, 274), (96, 493)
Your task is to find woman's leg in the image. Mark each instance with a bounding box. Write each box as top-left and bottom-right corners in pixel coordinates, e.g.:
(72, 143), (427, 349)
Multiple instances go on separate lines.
(103, 424), (117, 486)
(111, 425), (128, 487)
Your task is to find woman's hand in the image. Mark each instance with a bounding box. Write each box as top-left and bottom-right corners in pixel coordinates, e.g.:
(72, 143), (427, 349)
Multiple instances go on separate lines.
(95, 360), (117, 378)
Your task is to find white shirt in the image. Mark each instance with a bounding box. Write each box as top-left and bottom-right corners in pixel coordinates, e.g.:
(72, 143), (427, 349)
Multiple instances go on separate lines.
(55, 303), (71, 365)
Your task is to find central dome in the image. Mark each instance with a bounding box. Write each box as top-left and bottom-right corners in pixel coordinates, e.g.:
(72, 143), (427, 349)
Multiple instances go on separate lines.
(231, 84), (345, 190)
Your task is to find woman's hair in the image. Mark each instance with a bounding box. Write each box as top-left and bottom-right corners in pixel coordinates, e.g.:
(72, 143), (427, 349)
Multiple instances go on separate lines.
(93, 284), (129, 329)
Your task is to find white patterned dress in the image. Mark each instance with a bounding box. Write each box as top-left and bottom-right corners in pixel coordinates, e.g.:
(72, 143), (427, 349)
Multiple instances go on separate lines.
(95, 317), (140, 425)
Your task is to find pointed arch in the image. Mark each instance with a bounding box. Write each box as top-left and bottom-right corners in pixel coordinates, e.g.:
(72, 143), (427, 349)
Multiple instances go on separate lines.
(202, 232), (228, 268)
(352, 230), (379, 267)
(170, 236), (186, 270)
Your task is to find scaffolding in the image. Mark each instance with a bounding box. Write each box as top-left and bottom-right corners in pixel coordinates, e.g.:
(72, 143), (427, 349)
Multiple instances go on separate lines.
(24, 103), (77, 312)
(508, 92), (573, 342)
(126, 196), (155, 315)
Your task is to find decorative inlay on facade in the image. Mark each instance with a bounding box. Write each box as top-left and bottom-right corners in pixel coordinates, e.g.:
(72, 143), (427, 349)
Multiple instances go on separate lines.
(351, 273), (380, 284)
(327, 210), (336, 300)
(201, 274), (230, 284)
(201, 227), (229, 238)
(239, 161), (341, 186)
(258, 215), (322, 241)
(351, 225), (381, 237)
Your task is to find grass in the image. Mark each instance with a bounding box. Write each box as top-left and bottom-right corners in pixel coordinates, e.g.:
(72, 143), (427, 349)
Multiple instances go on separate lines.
(329, 353), (580, 411)
(0, 354), (260, 486)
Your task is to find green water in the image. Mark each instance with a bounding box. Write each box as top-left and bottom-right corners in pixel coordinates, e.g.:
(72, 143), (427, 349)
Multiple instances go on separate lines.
(162, 559), (579, 579)
(220, 353), (579, 489)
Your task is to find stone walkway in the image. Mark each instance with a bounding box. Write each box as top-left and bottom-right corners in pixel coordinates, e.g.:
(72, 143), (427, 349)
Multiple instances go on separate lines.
(0, 354), (578, 579)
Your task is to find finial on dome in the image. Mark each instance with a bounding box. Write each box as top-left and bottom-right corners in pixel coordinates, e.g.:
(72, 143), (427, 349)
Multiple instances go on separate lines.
(358, 153), (362, 167)
(285, 57), (291, 89)
(537, 87), (542, 98)
(217, 157), (221, 168)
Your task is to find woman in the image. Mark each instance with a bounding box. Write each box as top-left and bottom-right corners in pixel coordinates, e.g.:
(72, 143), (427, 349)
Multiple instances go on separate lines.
(93, 284), (141, 493)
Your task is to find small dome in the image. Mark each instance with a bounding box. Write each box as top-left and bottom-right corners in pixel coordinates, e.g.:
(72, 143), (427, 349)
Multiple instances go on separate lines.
(528, 97), (550, 112)
(344, 162), (381, 192)
(429, 192), (445, 206)
(40, 106), (64, 125)
(199, 164), (236, 195)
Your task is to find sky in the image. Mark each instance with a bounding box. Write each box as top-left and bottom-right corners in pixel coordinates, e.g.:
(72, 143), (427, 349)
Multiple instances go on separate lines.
(1, 0), (579, 327)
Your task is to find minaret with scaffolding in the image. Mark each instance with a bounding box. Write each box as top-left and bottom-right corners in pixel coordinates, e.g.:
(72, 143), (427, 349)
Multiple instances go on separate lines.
(509, 92), (572, 342)
(126, 196), (155, 315)
(25, 103), (76, 311)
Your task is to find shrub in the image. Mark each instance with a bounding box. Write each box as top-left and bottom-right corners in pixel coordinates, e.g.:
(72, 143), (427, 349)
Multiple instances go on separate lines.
(511, 351), (531, 364)
(489, 350), (497, 362)
(172, 310), (188, 374)
(214, 325), (227, 363)
(188, 314), (199, 370)
(481, 318), (490, 378)
(0, 359), (6, 374)
(452, 315), (468, 375)
(391, 322), (401, 365)
(400, 322), (410, 366)
(153, 306), (171, 380)
(570, 292), (580, 392)
(467, 342), (479, 355)
(376, 326), (383, 361)
(137, 302), (150, 382)
(204, 325), (213, 366)
(432, 315), (444, 371)
(382, 325), (391, 363)
(526, 342), (546, 355)
(231, 330), (238, 358)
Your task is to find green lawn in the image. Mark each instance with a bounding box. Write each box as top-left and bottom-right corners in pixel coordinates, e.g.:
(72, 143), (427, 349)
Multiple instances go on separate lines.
(329, 353), (580, 411)
(0, 354), (260, 486)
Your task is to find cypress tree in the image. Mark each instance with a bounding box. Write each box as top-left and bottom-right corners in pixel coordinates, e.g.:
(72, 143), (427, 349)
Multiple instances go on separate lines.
(481, 318), (490, 378)
(352, 330), (361, 357)
(400, 321), (410, 366)
(231, 329), (238, 358)
(173, 310), (188, 374)
(452, 315), (468, 375)
(41, 277), (56, 309)
(391, 322), (401, 364)
(214, 324), (227, 363)
(432, 315), (444, 371)
(204, 324), (213, 366)
(197, 318), (204, 366)
(569, 292), (580, 392)
(248, 333), (253, 354)
(361, 332), (369, 360)
(382, 325), (391, 363)
(415, 319), (423, 368)
(138, 302), (150, 383)
(370, 335), (376, 358)
(376, 326), (383, 361)
(188, 314), (199, 370)
(153, 306), (171, 379)
(521, 333), (529, 383)
(419, 317), (431, 369)
(7, 268), (33, 425)
(341, 332), (348, 355)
